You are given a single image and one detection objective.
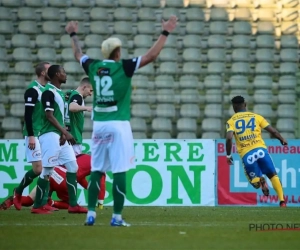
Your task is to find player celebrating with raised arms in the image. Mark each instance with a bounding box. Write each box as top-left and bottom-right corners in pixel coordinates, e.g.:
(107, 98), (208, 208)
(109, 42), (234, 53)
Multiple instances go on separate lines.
(13, 62), (50, 210)
(65, 15), (178, 226)
(32, 65), (87, 214)
(226, 96), (288, 207)
(65, 77), (93, 156)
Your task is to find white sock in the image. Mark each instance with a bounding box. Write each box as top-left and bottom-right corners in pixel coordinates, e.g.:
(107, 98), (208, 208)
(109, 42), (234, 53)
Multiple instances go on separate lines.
(87, 210), (96, 218)
(113, 213), (122, 221)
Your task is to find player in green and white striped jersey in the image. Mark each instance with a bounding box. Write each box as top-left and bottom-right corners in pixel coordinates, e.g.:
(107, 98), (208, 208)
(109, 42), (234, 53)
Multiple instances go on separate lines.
(13, 62), (50, 211)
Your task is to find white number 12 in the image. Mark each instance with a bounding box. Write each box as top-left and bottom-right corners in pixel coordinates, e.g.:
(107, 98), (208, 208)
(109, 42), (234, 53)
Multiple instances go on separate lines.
(94, 76), (114, 97)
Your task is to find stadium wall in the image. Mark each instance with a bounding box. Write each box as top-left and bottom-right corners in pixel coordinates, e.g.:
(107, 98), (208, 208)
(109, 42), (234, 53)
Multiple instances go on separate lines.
(0, 139), (299, 207)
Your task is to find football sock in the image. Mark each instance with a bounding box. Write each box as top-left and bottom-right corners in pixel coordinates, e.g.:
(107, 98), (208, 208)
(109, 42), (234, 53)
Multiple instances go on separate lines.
(53, 201), (69, 209)
(41, 181), (50, 206)
(113, 172), (126, 215)
(270, 175), (284, 201)
(15, 169), (38, 195)
(66, 172), (78, 207)
(21, 196), (34, 207)
(87, 171), (102, 211)
(33, 177), (48, 208)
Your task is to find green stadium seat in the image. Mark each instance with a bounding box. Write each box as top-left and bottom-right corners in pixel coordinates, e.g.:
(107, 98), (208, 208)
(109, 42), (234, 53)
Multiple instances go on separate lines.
(4, 132), (24, 139)
(280, 35), (298, 48)
(210, 8), (228, 21)
(180, 104), (201, 118)
(165, 0), (185, 7)
(63, 61), (85, 74)
(253, 104), (275, 118)
(229, 89), (251, 103)
(66, 7), (85, 21)
(84, 34), (103, 48)
(42, 21), (63, 34)
(164, 35), (178, 48)
(114, 8), (133, 21)
(209, 21), (228, 35)
(36, 34), (56, 48)
(277, 104), (296, 118)
(118, 0), (137, 8)
(95, 0), (115, 7)
(13, 48), (33, 61)
(136, 63), (155, 75)
(71, 0), (92, 7)
(232, 48), (250, 62)
(257, 21), (275, 35)
(113, 21), (133, 35)
(0, 21), (14, 34)
(162, 8), (181, 21)
(61, 48), (76, 61)
(159, 62), (179, 75)
(152, 118), (172, 132)
(256, 48), (274, 62)
(137, 8), (156, 21)
(179, 75), (199, 89)
(232, 35), (251, 48)
(155, 75), (175, 89)
(86, 48), (103, 60)
(233, 21), (251, 35)
(25, 0), (45, 7)
(0, 48), (9, 61)
(131, 89), (150, 103)
(2, 0), (22, 7)
(156, 104), (176, 118)
(14, 61), (33, 74)
(208, 48), (226, 61)
(132, 75), (150, 89)
(202, 118), (222, 132)
(42, 8), (61, 21)
(49, 0), (69, 7)
(188, 0), (206, 7)
(182, 62), (201, 74)
(6, 75), (26, 88)
(183, 35), (202, 48)
(138, 21), (156, 35)
(134, 35), (153, 48)
(0, 35), (5, 48)
(9, 89), (25, 103)
(279, 62), (297, 74)
(0, 7), (13, 21)
(10, 103), (24, 117)
(276, 119), (295, 133)
(158, 48), (178, 61)
(232, 62), (251, 74)
(278, 75), (296, 89)
(177, 118), (197, 133)
(254, 89), (273, 104)
(90, 21), (110, 34)
(201, 132), (221, 139)
(83, 117), (93, 131)
(153, 132), (172, 139)
(280, 49), (298, 62)
(0, 62), (10, 73)
(90, 8), (109, 21)
(18, 7), (37, 21)
(0, 103), (6, 117)
(186, 8), (205, 21)
(82, 131), (92, 139)
(205, 89), (222, 103)
(37, 48), (57, 61)
(186, 21), (205, 34)
(180, 89), (202, 104)
(156, 89), (176, 103)
(131, 104), (152, 118)
(208, 35), (226, 48)
(204, 104), (222, 118)
(278, 90), (296, 104)
(12, 34), (31, 48)
(204, 75), (222, 89)
(253, 75), (273, 89)
(133, 132), (147, 139)
(208, 62), (225, 74)
(256, 35), (275, 48)
(130, 117), (147, 132)
(280, 133), (295, 139)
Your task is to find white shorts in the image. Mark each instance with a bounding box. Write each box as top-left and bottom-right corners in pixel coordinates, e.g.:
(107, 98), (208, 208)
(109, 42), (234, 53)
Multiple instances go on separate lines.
(25, 136), (42, 163)
(72, 144), (82, 156)
(91, 120), (135, 173)
(39, 132), (76, 167)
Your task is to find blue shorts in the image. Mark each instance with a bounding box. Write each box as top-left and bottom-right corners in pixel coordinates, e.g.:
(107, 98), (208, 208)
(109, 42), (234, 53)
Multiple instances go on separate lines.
(242, 148), (276, 185)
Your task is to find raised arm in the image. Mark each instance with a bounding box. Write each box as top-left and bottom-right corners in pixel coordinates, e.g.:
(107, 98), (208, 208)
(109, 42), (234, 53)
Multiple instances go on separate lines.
(139, 15), (178, 68)
(65, 21), (83, 62)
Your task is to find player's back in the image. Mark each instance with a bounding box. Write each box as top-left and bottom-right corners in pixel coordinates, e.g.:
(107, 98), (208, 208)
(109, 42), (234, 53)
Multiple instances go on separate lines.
(227, 111), (270, 157)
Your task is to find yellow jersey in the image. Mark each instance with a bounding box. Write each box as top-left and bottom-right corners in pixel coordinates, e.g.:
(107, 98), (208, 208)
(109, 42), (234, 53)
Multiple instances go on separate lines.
(226, 111), (270, 157)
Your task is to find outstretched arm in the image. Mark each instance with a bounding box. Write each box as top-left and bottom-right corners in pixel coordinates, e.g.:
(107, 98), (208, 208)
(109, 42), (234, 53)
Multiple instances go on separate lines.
(65, 21), (83, 62)
(264, 126), (288, 145)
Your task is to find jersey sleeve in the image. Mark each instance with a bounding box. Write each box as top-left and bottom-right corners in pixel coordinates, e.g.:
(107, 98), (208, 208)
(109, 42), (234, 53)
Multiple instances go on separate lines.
(24, 88), (39, 136)
(226, 119), (235, 133)
(69, 94), (83, 106)
(122, 56), (142, 78)
(258, 115), (270, 129)
(41, 90), (55, 111)
(80, 55), (95, 75)
(24, 88), (39, 107)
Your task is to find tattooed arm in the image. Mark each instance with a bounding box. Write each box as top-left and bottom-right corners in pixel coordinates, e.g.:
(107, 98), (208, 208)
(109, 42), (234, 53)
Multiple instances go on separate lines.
(65, 21), (84, 62)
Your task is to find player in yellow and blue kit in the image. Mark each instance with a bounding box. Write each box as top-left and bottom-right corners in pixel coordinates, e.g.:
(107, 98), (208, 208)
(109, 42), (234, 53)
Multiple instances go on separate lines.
(226, 96), (288, 207)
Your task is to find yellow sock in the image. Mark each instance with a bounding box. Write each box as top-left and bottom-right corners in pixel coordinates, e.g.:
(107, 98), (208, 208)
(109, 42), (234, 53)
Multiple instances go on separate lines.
(270, 175), (284, 201)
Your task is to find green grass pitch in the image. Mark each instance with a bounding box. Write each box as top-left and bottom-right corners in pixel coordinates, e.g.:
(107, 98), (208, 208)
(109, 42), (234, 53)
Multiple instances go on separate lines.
(0, 207), (299, 250)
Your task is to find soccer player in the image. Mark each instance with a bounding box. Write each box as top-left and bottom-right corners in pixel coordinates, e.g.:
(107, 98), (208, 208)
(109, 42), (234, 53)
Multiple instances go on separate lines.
(65, 77), (93, 156)
(32, 65), (87, 214)
(13, 62), (50, 210)
(226, 96), (288, 207)
(0, 154), (106, 210)
(65, 15), (178, 226)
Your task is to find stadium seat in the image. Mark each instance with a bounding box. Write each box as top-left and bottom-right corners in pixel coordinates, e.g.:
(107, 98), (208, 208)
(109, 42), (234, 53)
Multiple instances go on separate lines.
(72, 0), (91, 7)
(280, 35), (298, 48)
(156, 89), (175, 103)
(208, 35), (226, 48)
(280, 133), (295, 139)
(132, 89), (150, 103)
(278, 90), (296, 104)
(177, 132), (197, 139)
(159, 48), (178, 61)
(233, 21), (251, 35)
(118, 0), (137, 7)
(204, 75), (223, 89)
(255, 63), (274, 74)
(255, 49), (274, 62)
(201, 132), (221, 139)
(253, 104), (275, 118)
(155, 75), (175, 89)
(141, 0), (160, 7)
(210, 8), (228, 21)
(278, 75), (296, 89)
(152, 118), (172, 132)
(253, 89), (273, 104)
(0, 36), (5, 48)
(257, 35), (275, 48)
(277, 104), (296, 118)
(253, 75), (273, 89)
(186, 8), (205, 21)
(208, 49), (226, 62)
(208, 62), (225, 74)
(19, 21), (38, 34)
(12, 34), (31, 48)
(133, 132), (148, 139)
(5, 75), (26, 89)
(41, 8), (61, 21)
(276, 119), (295, 133)
(280, 62), (298, 74)
(182, 48), (201, 61)
(231, 62), (251, 74)
(177, 118), (197, 132)
(152, 132), (172, 139)
(35, 34), (55, 48)
(229, 75), (248, 89)
(10, 103), (24, 117)
(136, 63), (155, 75)
(209, 21), (228, 35)
(132, 75), (150, 89)
(0, 48), (8, 61)
(1, 117), (22, 131)
(18, 7), (37, 21)
(179, 75), (199, 89)
(164, 35), (178, 48)
(0, 7), (13, 21)
(257, 22), (275, 35)
(9, 89), (24, 103)
(232, 49), (250, 62)
(280, 49), (298, 62)
(180, 89), (202, 104)
(37, 48), (57, 61)
(25, 0), (44, 7)
(4, 132), (23, 139)
(137, 8), (156, 21)
(134, 35), (153, 48)
(182, 62), (201, 75)
(42, 21), (62, 34)
(206, 89), (222, 103)
(86, 48), (103, 60)
(132, 104), (152, 118)
(186, 21), (205, 34)
(162, 8), (181, 21)
(63, 62), (85, 74)
(66, 7), (85, 21)
(0, 21), (14, 34)
(232, 35), (251, 48)
(114, 8), (132, 21)
(61, 48), (76, 61)
(204, 104), (222, 118)
(84, 34), (103, 48)
(13, 48), (33, 61)
(183, 35), (202, 48)
(0, 62), (10, 73)
(95, 0), (115, 7)
(138, 22), (156, 35)
(90, 21), (110, 35)
(180, 104), (201, 118)
(90, 8), (109, 21)
(202, 118), (222, 132)
(48, 0), (69, 7)
(2, 0), (21, 7)
(14, 62), (33, 74)
(159, 62), (178, 74)
(0, 103), (6, 117)
(155, 104), (176, 118)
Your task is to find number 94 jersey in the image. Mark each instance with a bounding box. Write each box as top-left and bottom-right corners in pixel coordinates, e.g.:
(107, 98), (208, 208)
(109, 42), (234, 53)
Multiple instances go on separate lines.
(226, 111), (270, 158)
